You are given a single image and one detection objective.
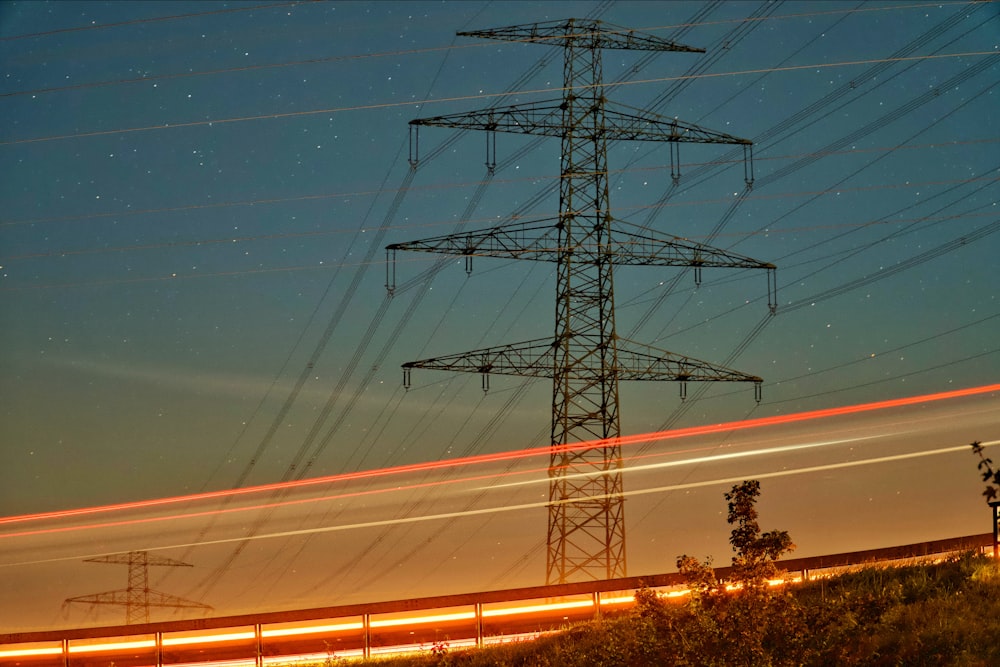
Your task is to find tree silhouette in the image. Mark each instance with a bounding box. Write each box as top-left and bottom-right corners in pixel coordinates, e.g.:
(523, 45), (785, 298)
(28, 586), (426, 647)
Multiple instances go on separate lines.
(971, 441), (1000, 503)
(674, 480), (802, 666)
(676, 480), (795, 593)
(725, 480), (796, 591)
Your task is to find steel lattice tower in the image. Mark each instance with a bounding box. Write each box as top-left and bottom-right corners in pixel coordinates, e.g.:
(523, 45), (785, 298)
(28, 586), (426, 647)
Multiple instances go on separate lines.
(387, 19), (776, 584)
(65, 551), (212, 624)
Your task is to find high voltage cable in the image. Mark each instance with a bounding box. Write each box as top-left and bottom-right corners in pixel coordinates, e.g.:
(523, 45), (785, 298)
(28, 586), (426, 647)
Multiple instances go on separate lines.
(635, 343), (1000, 535)
(692, 0), (865, 127)
(157, 160), (423, 588)
(246, 0), (624, 590)
(184, 0), (570, 596)
(163, 20), (486, 570)
(5, 173), (994, 266)
(2, 50), (994, 148)
(776, 312), (1000, 389)
(627, 0), (994, 205)
(643, 16), (998, 428)
(169, 10), (500, 590)
(13, 186), (992, 295)
(656, 77), (1000, 319)
(183, 165), (417, 599)
(788, 219), (1000, 313)
(660, 172), (999, 399)
(770, 348), (1000, 407)
(653, 177), (999, 430)
(3, 136), (995, 235)
(244, 123), (562, 597)
(753, 2), (991, 148)
(683, 309), (1000, 412)
(273, 0), (582, 483)
(1, 1), (972, 99)
(622, 1), (995, 341)
(645, 0), (783, 110)
(654, 182), (999, 349)
(620, 205), (999, 313)
(649, 16), (998, 319)
(757, 63), (998, 191)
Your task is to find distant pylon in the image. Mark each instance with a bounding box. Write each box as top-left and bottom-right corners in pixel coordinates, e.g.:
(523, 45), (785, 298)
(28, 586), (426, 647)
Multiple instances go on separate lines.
(65, 551), (212, 624)
(387, 19), (775, 584)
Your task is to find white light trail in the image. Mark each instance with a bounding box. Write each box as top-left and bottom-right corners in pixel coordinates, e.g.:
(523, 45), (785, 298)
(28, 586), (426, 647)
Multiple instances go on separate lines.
(484, 434), (889, 489)
(3, 440), (995, 568)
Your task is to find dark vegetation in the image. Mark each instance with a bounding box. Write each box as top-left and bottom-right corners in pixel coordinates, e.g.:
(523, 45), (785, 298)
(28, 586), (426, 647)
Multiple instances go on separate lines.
(349, 445), (999, 666)
(366, 553), (1000, 666)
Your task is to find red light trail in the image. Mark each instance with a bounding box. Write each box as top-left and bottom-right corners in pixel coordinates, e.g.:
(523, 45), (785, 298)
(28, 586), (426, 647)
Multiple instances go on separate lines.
(0, 435), (883, 540)
(8, 439), (995, 569)
(1, 383), (995, 530)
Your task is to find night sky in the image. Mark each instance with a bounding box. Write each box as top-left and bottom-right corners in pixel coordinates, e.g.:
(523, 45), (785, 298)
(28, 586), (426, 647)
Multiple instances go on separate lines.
(1, 0), (998, 631)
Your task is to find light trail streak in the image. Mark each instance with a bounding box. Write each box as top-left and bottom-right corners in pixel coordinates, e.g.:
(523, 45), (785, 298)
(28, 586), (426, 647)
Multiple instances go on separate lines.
(4, 440), (997, 569)
(0, 469), (527, 540)
(481, 600), (592, 617)
(1, 383), (996, 528)
(0, 435), (884, 539)
(485, 435), (888, 489)
(261, 622), (363, 638)
(369, 611), (475, 628)
(161, 632), (255, 647)
(0, 646), (62, 658)
(0, 447), (553, 526)
(67, 639), (156, 653)
(625, 440), (1000, 500)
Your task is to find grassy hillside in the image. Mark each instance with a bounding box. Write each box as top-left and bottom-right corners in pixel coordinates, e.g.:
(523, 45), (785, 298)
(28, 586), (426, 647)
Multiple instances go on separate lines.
(359, 552), (1000, 666)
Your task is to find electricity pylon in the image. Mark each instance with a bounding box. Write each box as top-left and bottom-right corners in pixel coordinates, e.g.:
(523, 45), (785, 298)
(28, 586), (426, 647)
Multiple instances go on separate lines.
(65, 551), (212, 624)
(386, 19), (775, 584)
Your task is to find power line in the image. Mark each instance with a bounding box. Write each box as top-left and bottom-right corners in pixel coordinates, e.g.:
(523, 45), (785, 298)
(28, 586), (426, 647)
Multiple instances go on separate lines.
(4, 174), (994, 266)
(2, 50), (994, 147)
(1, 1), (971, 99)
(6, 136), (994, 231)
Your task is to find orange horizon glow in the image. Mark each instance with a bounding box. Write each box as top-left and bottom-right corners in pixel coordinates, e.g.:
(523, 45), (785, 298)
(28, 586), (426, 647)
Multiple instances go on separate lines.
(1, 382), (995, 529)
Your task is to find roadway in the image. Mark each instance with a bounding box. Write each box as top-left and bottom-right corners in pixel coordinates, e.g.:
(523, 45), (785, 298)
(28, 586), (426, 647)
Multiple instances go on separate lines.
(0, 533), (992, 666)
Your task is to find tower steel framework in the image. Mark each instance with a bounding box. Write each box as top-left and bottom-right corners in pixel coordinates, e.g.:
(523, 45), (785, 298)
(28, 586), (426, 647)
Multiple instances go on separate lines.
(387, 19), (776, 584)
(65, 551), (212, 625)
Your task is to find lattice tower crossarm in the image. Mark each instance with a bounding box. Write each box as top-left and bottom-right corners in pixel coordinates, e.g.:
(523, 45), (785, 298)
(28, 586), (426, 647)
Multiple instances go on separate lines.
(387, 219), (777, 310)
(402, 337), (762, 384)
(387, 18), (775, 584)
(64, 551), (212, 624)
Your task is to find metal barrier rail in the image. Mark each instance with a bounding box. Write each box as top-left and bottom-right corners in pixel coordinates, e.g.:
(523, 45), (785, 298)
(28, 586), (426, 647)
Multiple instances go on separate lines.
(0, 533), (991, 665)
